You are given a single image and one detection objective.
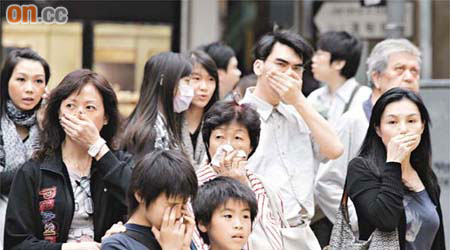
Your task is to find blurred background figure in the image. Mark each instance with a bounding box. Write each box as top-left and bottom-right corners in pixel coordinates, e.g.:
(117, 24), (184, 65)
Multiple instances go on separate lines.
(230, 74), (257, 101)
(307, 31), (371, 247)
(199, 42), (242, 100)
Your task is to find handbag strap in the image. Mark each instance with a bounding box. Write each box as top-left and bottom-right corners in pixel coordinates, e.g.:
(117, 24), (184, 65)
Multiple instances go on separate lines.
(343, 84), (362, 113)
(124, 229), (157, 249)
(339, 179), (352, 224)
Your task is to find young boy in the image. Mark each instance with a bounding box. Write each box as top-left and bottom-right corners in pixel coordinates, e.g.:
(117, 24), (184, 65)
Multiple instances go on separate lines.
(192, 176), (258, 250)
(102, 150), (198, 250)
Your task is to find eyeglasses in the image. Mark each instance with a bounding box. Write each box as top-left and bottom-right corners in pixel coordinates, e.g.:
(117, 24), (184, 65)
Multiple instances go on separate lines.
(74, 177), (94, 216)
(267, 59), (306, 75)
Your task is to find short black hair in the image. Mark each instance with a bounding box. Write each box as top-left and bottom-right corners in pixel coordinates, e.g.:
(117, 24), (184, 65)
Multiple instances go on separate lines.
(127, 150), (198, 215)
(199, 42), (236, 71)
(252, 30), (313, 63)
(202, 100), (261, 161)
(192, 176), (258, 245)
(190, 50), (220, 113)
(317, 31), (362, 79)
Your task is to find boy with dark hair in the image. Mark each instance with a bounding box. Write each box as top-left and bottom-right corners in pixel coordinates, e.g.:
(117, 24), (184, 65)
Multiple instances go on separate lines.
(192, 176), (258, 250)
(200, 42), (242, 100)
(102, 150), (198, 250)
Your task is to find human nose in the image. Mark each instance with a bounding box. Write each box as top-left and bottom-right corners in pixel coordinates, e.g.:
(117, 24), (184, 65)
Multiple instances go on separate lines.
(198, 80), (207, 90)
(75, 106), (85, 117)
(233, 217), (243, 230)
(398, 121), (408, 134)
(23, 80), (34, 93)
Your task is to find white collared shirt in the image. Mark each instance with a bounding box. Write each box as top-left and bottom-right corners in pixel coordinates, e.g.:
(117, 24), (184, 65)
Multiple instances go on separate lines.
(240, 87), (325, 221)
(306, 78), (371, 126)
(314, 95), (371, 231)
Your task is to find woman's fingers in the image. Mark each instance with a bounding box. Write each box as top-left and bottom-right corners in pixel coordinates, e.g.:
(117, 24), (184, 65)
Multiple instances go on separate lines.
(60, 115), (79, 131)
(223, 150), (238, 169)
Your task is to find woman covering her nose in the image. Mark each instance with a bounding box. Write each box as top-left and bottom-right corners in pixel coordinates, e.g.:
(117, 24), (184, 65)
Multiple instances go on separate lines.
(345, 88), (445, 250)
(5, 69), (133, 250)
(190, 100), (294, 250)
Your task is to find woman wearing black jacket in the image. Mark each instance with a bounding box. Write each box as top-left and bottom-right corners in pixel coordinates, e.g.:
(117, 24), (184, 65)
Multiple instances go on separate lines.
(346, 88), (445, 250)
(5, 69), (132, 250)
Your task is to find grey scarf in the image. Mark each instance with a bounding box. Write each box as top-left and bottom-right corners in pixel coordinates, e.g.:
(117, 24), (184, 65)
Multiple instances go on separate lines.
(0, 100), (39, 171)
(181, 115), (206, 170)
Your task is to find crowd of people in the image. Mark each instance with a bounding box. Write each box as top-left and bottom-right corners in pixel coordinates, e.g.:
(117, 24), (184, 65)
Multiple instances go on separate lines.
(0, 29), (445, 250)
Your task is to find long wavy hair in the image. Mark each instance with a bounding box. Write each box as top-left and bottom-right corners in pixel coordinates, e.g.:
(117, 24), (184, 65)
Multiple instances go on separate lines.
(34, 69), (120, 160)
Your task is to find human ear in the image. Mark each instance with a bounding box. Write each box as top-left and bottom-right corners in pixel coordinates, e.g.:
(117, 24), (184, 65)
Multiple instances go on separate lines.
(253, 60), (264, 76)
(375, 126), (381, 138)
(134, 192), (143, 203)
(218, 69), (226, 82)
(332, 60), (346, 71)
(371, 71), (382, 90)
(198, 222), (208, 233)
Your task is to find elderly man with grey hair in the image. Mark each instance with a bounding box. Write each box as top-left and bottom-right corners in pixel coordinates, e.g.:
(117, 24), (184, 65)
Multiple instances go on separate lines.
(313, 38), (421, 246)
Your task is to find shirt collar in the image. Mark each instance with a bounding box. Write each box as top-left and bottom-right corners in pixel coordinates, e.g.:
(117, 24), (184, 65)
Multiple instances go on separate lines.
(241, 87), (274, 121)
(241, 87), (295, 122)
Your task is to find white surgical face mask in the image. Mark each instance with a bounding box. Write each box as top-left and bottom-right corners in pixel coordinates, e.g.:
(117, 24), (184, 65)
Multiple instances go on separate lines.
(173, 83), (194, 113)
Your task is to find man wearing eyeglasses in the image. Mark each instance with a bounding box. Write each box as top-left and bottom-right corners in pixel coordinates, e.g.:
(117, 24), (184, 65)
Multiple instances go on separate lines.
(240, 30), (343, 248)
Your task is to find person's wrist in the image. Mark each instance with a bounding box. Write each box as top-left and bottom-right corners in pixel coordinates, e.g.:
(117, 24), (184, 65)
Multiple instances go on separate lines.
(95, 143), (109, 161)
(386, 154), (401, 163)
(386, 158), (401, 163)
(88, 137), (106, 158)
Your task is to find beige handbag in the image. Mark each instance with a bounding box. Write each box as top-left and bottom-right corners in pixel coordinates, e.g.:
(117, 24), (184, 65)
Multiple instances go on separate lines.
(250, 177), (321, 250)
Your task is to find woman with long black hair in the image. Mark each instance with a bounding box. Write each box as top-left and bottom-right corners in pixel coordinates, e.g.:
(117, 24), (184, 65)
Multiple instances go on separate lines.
(0, 48), (50, 247)
(346, 87), (445, 250)
(122, 52), (193, 158)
